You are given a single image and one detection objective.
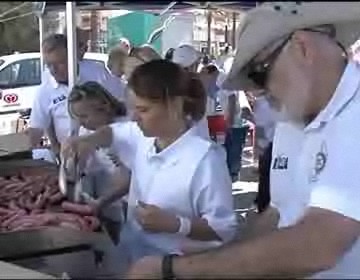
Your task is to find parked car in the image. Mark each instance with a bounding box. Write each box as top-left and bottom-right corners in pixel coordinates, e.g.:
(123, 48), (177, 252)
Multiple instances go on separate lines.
(0, 52), (109, 115)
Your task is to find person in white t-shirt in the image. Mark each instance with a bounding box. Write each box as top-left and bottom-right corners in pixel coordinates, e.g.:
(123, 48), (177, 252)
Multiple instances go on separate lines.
(28, 33), (127, 160)
(61, 60), (237, 273)
(117, 37), (131, 55)
(124, 2), (360, 279)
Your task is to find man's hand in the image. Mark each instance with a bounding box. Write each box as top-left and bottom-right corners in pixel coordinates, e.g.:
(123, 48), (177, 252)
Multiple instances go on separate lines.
(126, 256), (162, 279)
(135, 201), (180, 233)
(25, 127), (44, 148)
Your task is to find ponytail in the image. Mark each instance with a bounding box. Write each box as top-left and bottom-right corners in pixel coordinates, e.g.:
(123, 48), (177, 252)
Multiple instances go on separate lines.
(183, 72), (206, 121)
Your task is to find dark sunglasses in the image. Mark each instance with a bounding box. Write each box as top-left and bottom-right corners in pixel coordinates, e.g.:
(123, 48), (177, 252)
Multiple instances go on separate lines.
(247, 28), (348, 88)
(247, 36), (290, 88)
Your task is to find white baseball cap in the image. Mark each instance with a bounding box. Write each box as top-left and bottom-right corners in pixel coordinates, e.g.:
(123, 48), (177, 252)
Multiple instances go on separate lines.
(173, 44), (201, 68)
(224, 2), (360, 90)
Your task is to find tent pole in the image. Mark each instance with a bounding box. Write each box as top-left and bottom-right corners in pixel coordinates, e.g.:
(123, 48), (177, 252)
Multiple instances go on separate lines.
(66, 1), (79, 136)
(39, 15), (45, 77)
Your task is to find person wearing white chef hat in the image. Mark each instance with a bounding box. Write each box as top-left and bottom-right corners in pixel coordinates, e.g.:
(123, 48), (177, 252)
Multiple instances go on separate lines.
(172, 44), (202, 73)
(61, 59), (238, 274)
(125, 2), (360, 279)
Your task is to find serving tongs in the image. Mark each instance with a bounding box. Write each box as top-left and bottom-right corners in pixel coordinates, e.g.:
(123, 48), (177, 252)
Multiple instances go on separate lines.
(58, 154), (69, 197)
(58, 154), (84, 203)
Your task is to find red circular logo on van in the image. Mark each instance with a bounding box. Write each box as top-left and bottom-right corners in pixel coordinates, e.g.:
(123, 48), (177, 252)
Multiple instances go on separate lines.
(3, 94), (18, 104)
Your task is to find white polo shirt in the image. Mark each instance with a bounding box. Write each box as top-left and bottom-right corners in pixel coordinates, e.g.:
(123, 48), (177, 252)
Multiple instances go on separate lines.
(271, 62), (360, 278)
(109, 121), (237, 257)
(30, 60), (126, 143)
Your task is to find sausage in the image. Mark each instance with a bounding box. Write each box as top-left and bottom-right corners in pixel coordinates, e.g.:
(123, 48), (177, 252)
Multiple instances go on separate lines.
(8, 200), (21, 210)
(2, 182), (22, 192)
(83, 216), (100, 231)
(0, 207), (12, 215)
(54, 213), (89, 231)
(7, 217), (37, 230)
(42, 185), (52, 199)
(61, 202), (93, 216)
(31, 209), (44, 215)
(23, 197), (34, 211)
(0, 211), (17, 223)
(1, 210), (26, 228)
(33, 194), (46, 209)
(49, 185), (60, 196)
(59, 221), (82, 231)
(9, 176), (20, 182)
(7, 213), (55, 230)
(48, 192), (64, 204)
(0, 181), (10, 188)
(16, 196), (26, 209)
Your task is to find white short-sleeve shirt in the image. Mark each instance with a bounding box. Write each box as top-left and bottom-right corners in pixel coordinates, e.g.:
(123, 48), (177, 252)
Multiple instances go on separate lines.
(78, 117), (130, 174)
(109, 122), (237, 256)
(271, 62), (360, 278)
(29, 60), (127, 143)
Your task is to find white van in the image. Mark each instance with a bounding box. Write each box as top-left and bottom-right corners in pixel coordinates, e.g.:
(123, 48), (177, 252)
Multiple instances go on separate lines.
(0, 52), (109, 115)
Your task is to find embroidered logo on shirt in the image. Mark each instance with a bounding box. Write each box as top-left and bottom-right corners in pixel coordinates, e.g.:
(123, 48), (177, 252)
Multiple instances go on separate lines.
(272, 154), (288, 170)
(309, 142), (327, 183)
(52, 95), (66, 105)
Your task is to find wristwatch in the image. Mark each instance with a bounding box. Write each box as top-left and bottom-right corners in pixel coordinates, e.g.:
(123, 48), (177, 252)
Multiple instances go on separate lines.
(162, 254), (179, 280)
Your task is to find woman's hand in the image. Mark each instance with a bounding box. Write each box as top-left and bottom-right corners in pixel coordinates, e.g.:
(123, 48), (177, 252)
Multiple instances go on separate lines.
(80, 192), (102, 215)
(61, 136), (96, 168)
(135, 201), (180, 234)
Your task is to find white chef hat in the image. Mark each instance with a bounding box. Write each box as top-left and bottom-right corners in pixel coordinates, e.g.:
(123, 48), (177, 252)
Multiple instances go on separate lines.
(173, 44), (202, 68)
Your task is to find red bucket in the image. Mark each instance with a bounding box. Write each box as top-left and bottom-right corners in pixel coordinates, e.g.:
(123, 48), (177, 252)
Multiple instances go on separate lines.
(207, 114), (227, 144)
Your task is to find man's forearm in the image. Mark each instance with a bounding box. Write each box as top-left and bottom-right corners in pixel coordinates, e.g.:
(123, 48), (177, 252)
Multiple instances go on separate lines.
(27, 127), (44, 147)
(173, 223), (331, 279)
(240, 207), (279, 241)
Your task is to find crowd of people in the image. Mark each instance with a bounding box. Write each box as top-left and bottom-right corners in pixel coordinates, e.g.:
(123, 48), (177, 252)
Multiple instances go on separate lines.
(24, 2), (360, 278)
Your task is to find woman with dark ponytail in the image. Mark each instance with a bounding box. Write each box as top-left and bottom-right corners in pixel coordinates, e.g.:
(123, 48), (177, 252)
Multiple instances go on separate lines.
(61, 59), (238, 272)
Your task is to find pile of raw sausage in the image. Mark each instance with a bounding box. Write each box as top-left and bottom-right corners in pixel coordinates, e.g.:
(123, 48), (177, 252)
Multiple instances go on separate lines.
(0, 169), (100, 233)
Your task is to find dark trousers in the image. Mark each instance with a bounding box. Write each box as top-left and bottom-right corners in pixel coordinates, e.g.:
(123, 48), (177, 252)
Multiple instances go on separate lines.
(255, 142), (273, 213)
(224, 126), (249, 180)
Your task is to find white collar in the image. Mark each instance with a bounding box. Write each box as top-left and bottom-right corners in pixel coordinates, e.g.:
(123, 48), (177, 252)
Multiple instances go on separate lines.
(305, 62), (360, 132)
(145, 125), (199, 165)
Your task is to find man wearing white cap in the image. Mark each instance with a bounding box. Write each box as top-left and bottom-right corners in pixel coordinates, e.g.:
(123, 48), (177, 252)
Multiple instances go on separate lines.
(173, 44), (211, 140)
(118, 37), (131, 55)
(172, 44), (202, 73)
(127, 2), (360, 278)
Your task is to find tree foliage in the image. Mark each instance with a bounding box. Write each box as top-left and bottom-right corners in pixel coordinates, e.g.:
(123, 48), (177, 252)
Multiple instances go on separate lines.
(0, 2), (40, 55)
